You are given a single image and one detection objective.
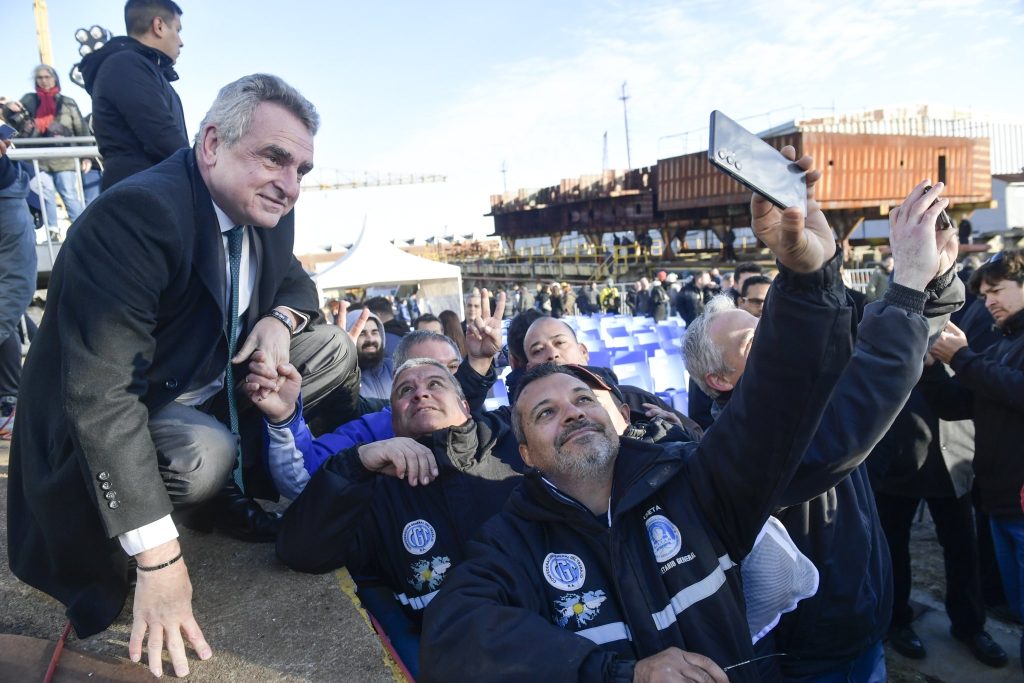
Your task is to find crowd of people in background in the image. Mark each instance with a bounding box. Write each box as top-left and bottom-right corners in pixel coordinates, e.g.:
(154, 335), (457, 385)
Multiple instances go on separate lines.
(3, 1), (1024, 681)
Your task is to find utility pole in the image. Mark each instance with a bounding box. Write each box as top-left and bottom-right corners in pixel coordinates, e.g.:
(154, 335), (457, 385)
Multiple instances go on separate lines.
(619, 82), (632, 170)
(602, 131), (608, 172)
(501, 160), (508, 194)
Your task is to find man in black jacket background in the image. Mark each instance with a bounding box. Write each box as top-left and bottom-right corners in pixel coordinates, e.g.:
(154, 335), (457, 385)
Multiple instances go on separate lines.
(81, 0), (188, 190)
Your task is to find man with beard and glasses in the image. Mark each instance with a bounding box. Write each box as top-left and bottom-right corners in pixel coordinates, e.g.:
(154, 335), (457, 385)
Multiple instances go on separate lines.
(347, 306), (392, 400)
(420, 146), (852, 683)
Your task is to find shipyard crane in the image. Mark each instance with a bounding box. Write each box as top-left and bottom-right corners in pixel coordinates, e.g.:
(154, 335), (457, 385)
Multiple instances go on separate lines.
(301, 171), (446, 192)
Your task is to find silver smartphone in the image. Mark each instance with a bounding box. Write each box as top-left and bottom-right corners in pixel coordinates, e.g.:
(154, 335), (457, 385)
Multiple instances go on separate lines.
(708, 110), (806, 216)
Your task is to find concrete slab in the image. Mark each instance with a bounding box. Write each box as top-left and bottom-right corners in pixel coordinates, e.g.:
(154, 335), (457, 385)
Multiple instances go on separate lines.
(1, 443), (396, 682)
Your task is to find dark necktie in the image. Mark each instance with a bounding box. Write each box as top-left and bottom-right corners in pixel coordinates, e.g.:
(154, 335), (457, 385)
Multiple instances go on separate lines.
(226, 226), (245, 490)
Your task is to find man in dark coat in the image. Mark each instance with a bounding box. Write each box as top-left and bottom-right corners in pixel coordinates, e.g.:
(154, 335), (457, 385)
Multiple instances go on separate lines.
(870, 374), (1003, 666)
(81, 0), (189, 190)
(7, 74), (358, 678)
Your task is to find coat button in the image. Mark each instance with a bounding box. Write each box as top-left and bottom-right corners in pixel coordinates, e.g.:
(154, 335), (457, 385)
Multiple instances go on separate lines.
(108, 500), (120, 509)
(164, 379), (179, 390)
(97, 472), (110, 481)
(104, 491), (117, 500)
(101, 481), (112, 490)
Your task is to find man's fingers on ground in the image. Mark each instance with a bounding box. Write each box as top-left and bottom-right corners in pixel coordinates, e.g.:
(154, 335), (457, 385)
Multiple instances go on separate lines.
(129, 619), (147, 662)
(182, 618), (212, 660)
(147, 627), (165, 677)
(165, 627), (190, 677)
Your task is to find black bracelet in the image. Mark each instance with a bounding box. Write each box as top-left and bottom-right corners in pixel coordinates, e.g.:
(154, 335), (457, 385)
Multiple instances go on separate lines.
(261, 309), (295, 334)
(136, 551), (183, 572)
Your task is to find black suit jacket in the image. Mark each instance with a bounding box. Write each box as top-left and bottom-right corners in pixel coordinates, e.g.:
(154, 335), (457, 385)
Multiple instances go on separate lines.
(7, 149), (319, 636)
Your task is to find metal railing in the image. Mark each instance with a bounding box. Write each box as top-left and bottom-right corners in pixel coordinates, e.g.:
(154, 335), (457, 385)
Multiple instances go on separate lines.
(6, 137), (99, 269)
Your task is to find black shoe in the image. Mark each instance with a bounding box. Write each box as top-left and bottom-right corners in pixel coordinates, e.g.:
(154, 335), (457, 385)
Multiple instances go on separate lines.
(210, 482), (282, 543)
(888, 625), (926, 659)
(950, 628), (1008, 668)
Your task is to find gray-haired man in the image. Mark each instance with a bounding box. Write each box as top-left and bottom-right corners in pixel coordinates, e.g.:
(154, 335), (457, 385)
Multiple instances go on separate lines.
(8, 74), (358, 678)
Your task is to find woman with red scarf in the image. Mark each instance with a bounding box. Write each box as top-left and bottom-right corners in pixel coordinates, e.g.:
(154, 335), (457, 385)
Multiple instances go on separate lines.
(17, 65), (89, 223)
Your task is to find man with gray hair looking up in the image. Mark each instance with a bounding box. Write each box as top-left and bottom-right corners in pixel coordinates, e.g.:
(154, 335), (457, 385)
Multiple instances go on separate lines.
(8, 74), (358, 678)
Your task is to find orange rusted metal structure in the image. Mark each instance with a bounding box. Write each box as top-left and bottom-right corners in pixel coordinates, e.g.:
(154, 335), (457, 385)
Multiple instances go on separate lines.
(490, 131), (994, 256)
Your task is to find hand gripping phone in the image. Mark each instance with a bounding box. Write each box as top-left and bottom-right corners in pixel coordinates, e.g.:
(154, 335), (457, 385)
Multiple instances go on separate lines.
(708, 110), (806, 216)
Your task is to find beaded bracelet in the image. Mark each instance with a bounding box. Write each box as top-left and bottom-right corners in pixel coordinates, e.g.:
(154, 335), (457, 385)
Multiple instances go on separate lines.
(137, 551), (183, 572)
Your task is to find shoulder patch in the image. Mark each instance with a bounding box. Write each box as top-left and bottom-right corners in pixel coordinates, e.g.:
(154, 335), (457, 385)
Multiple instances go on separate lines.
(402, 519), (436, 555)
(543, 553), (586, 591)
(646, 514), (682, 563)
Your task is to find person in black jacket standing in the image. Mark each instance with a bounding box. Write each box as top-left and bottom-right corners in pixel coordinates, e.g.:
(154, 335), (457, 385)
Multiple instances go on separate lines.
(81, 0), (188, 191)
(925, 249), (1024, 668)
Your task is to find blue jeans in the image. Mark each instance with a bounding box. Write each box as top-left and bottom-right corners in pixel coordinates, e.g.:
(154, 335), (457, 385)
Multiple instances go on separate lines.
(785, 640), (885, 683)
(0, 166), (38, 345)
(52, 170), (84, 222)
(989, 516), (1024, 663)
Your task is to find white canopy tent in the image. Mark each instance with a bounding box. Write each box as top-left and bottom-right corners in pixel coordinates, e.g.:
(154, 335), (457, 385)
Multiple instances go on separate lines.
(314, 226), (465, 318)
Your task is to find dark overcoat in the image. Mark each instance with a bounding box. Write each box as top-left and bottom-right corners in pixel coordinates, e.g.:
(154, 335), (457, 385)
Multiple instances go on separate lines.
(7, 149), (319, 636)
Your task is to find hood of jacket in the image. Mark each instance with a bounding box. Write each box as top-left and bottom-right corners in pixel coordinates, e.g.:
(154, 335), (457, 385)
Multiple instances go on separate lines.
(81, 36), (179, 93)
(346, 309), (385, 350)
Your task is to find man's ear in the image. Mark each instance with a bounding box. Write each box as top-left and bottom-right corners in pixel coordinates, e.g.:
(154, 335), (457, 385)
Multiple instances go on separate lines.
(151, 16), (166, 38)
(579, 342), (589, 364)
(519, 443), (534, 468)
(705, 373), (735, 394)
(617, 402), (631, 423)
(460, 400), (471, 419)
(198, 126), (220, 166)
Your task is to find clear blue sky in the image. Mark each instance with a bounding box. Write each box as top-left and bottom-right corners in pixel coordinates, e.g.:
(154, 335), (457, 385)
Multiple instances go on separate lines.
(6, 1), (1024, 252)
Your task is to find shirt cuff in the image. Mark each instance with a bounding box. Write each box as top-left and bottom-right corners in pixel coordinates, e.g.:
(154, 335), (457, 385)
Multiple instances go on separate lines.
(118, 515), (179, 556)
(277, 306), (310, 334)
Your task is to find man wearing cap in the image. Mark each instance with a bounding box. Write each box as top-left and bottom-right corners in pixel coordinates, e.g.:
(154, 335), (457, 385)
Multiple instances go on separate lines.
(521, 315), (701, 438)
(419, 147), (852, 682)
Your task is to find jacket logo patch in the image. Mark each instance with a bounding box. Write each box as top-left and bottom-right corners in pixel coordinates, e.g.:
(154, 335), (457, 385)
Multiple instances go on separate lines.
(555, 590), (607, 628)
(402, 519), (436, 555)
(646, 514), (683, 563)
(409, 556), (451, 592)
(543, 553), (586, 591)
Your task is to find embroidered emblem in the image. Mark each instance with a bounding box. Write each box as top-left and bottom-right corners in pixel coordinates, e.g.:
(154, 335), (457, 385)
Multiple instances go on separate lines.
(402, 519), (436, 555)
(555, 590), (607, 628)
(542, 553), (586, 591)
(646, 514), (682, 563)
(409, 556), (451, 592)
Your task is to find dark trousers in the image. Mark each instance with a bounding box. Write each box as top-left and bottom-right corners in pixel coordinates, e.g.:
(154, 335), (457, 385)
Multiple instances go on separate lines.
(0, 316), (36, 397)
(149, 324), (359, 505)
(876, 491), (986, 634)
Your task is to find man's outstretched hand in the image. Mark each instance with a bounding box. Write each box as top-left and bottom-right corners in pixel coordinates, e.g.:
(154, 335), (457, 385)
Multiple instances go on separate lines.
(888, 180), (957, 291)
(751, 146), (836, 273)
(130, 540), (212, 678)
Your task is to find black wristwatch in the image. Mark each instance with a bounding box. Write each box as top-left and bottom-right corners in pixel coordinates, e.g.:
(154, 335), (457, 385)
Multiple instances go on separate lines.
(262, 309), (296, 335)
